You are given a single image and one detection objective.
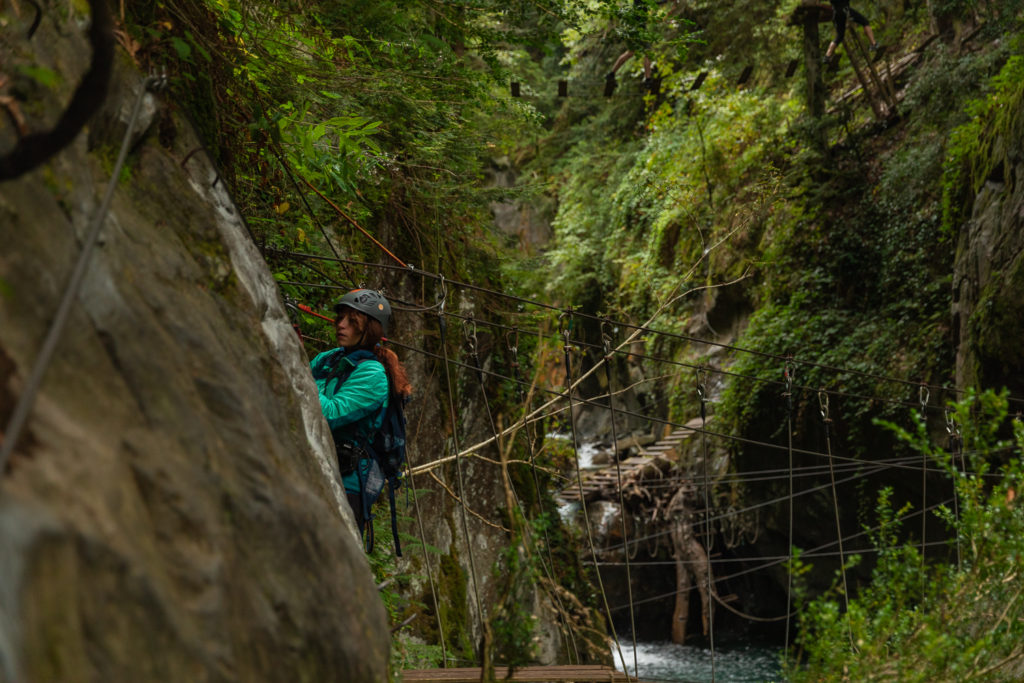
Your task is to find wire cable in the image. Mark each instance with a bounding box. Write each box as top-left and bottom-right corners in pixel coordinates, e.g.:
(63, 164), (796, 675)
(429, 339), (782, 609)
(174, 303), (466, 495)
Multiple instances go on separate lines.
(560, 312), (629, 674)
(435, 281), (486, 642)
(275, 271), (1024, 420)
(1, 73), (167, 472)
(269, 250), (1024, 407)
(602, 325), (639, 678)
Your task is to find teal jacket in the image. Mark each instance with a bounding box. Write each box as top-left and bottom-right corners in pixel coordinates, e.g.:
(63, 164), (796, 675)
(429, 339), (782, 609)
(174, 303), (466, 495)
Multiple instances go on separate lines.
(310, 348), (389, 493)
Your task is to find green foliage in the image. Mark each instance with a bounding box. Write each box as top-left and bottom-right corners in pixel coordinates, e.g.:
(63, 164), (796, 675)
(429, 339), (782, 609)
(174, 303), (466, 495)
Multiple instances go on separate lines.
(114, 0), (1024, 672)
(676, 0), (797, 82)
(787, 390), (1024, 682)
(365, 495), (441, 674)
(488, 538), (539, 668)
(541, 68), (795, 324)
(943, 51), (1024, 233)
(127, 0), (564, 332)
(930, 0), (1024, 24)
(437, 551), (476, 663)
(14, 64), (61, 89)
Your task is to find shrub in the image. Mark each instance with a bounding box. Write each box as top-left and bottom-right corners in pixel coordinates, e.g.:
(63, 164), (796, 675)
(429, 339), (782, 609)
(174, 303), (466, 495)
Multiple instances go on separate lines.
(787, 389), (1024, 682)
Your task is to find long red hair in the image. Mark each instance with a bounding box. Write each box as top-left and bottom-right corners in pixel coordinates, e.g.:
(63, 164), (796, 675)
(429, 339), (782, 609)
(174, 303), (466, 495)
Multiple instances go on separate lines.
(338, 309), (412, 398)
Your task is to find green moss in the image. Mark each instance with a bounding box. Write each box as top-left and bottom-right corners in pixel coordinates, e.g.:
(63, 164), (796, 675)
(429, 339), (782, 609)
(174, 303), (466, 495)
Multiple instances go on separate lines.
(968, 258), (1024, 391)
(943, 52), (1024, 233)
(437, 551), (475, 663)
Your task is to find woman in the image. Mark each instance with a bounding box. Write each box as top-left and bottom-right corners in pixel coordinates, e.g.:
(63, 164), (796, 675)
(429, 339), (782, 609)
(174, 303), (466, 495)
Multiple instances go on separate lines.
(309, 289), (411, 531)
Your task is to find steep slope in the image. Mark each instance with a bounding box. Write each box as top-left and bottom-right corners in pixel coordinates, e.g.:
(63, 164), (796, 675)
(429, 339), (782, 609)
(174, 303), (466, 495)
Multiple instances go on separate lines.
(0, 13), (388, 682)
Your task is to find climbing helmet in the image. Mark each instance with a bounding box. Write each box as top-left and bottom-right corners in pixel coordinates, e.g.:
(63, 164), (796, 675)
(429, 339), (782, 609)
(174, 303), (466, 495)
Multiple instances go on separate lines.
(334, 289), (391, 334)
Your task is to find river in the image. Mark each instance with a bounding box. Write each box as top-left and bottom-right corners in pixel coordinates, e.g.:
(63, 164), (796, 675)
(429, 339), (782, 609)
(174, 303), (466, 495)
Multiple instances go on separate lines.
(560, 438), (786, 681)
(612, 641), (784, 682)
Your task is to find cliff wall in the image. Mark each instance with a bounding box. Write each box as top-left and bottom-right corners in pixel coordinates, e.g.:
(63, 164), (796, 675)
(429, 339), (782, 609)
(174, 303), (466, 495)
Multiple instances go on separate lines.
(0, 13), (388, 681)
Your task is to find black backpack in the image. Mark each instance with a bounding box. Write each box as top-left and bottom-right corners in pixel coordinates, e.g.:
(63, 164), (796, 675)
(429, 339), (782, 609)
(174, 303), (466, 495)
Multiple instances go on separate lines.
(337, 353), (408, 557)
(356, 386), (408, 557)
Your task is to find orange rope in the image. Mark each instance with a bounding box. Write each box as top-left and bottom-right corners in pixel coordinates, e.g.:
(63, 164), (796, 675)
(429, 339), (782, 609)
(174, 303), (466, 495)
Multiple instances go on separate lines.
(296, 302), (334, 321)
(301, 177), (409, 268)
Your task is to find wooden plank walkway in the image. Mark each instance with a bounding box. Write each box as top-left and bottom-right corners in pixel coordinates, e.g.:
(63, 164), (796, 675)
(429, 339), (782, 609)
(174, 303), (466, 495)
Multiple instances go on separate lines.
(558, 417), (705, 502)
(402, 664), (635, 682)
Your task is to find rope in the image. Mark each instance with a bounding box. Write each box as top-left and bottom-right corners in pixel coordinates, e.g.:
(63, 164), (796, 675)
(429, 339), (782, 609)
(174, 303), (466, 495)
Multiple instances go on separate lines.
(713, 592), (787, 623)
(560, 312), (629, 676)
(428, 471), (511, 533)
(783, 360), (795, 654)
(819, 389), (853, 648)
(270, 250), (1024, 408)
(947, 407), (964, 571)
(0, 72), (167, 473)
(300, 177), (410, 269)
(919, 386), (930, 580)
(466, 319), (582, 665)
(403, 428), (449, 666)
(696, 367), (717, 680)
(602, 326), (638, 678)
(288, 301), (334, 322)
(435, 280), (486, 644)
(505, 328), (581, 663)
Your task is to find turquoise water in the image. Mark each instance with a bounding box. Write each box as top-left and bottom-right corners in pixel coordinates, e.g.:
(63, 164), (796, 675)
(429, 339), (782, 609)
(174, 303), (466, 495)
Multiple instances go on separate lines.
(612, 641), (784, 683)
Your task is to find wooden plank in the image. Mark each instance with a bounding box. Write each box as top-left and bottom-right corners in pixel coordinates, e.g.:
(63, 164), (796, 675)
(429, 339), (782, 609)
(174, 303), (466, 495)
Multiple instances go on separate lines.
(402, 664), (632, 682)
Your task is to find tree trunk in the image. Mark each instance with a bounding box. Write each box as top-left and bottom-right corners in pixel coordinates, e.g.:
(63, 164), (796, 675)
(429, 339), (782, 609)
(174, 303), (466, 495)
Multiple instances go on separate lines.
(668, 487), (714, 644)
(801, 11), (826, 119)
(671, 546), (692, 644)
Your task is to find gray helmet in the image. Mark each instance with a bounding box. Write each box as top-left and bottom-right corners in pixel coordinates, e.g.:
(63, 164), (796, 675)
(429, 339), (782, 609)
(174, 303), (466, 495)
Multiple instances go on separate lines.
(334, 289), (391, 334)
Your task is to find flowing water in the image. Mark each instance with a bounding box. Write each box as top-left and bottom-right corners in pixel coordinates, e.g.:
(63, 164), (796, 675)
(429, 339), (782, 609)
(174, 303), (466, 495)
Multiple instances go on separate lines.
(555, 437), (786, 681)
(612, 641), (784, 683)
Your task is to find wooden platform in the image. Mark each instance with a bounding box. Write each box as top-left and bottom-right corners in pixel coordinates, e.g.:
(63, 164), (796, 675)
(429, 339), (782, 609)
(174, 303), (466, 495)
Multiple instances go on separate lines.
(558, 417), (705, 502)
(402, 664), (634, 682)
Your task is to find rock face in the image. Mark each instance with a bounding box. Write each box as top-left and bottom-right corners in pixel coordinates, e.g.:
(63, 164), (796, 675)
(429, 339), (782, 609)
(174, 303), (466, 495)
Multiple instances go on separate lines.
(486, 156), (554, 253)
(0, 15), (388, 682)
(953, 105), (1024, 395)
